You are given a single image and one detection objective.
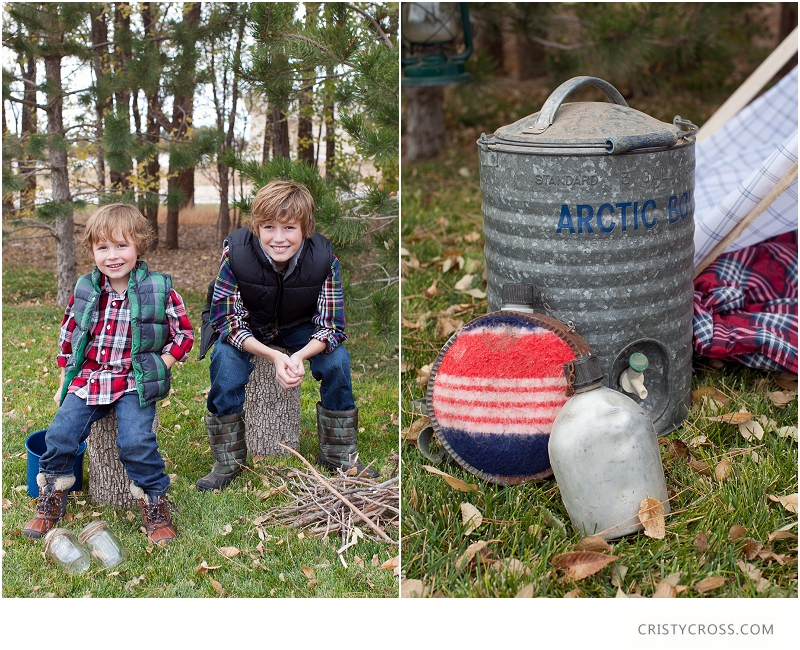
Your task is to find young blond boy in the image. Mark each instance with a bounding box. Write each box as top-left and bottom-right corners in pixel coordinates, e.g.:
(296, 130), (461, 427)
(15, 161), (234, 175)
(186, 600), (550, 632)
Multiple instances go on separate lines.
(196, 179), (377, 490)
(22, 204), (194, 543)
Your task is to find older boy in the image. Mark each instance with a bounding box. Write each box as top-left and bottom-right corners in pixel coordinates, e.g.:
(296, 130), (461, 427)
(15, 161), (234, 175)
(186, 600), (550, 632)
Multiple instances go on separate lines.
(22, 204), (194, 543)
(196, 180), (377, 491)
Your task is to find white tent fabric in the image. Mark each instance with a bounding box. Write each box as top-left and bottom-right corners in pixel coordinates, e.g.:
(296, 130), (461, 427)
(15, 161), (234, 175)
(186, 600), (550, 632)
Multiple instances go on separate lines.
(693, 66), (798, 267)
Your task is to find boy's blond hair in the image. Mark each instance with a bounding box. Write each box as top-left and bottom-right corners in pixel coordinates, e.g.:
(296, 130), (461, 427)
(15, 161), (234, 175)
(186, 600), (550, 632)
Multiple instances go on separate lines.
(82, 203), (154, 256)
(249, 180), (316, 238)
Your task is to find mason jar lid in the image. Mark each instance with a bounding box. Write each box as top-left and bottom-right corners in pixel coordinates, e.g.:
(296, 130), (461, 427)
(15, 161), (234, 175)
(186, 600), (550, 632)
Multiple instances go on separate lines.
(78, 520), (109, 543)
(44, 527), (75, 552)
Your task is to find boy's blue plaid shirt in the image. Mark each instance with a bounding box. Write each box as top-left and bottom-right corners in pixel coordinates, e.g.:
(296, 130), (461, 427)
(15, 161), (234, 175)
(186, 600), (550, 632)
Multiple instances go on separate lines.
(210, 244), (347, 353)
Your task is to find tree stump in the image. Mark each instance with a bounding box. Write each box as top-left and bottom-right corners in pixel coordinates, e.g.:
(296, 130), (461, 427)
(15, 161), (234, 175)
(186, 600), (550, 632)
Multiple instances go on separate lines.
(87, 408), (160, 508)
(244, 354), (301, 457)
(402, 85), (446, 162)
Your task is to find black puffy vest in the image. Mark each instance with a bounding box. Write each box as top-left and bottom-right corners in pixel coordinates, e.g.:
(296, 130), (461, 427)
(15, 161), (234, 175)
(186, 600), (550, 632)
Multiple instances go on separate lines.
(226, 227), (333, 334)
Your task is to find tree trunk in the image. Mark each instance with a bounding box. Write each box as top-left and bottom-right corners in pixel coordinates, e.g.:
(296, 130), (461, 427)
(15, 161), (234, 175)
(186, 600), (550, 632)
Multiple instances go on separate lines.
(217, 161), (231, 242)
(44, 54), (77, 307)
(90, 4), (110, 191)
(262, 106), (273, 163)
(141, 2), (161, 248)
(244, 355), (301, 457)
(516, 33), (547, 81)
(324, 66), (335, 177)
(271, 106), (290, 159)
(402, 85), (445, 162)
(88, 408), (160, 507)
(2, 104), (15, 214)
(20, 49), (37, 212)
(110, 2), (132, 191)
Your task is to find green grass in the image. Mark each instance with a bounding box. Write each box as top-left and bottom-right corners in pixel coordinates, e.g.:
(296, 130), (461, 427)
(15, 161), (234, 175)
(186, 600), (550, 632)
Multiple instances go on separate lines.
(1, 265), (399, 598)
(400, 128), (798, 598)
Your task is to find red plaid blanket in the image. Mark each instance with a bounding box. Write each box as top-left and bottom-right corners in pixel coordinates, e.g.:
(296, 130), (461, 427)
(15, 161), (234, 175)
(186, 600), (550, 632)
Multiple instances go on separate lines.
(693, 232), (798, 373)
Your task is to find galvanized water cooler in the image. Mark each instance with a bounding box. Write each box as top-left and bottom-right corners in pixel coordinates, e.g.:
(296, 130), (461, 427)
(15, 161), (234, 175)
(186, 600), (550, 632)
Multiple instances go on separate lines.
(477, 76), (697, 434)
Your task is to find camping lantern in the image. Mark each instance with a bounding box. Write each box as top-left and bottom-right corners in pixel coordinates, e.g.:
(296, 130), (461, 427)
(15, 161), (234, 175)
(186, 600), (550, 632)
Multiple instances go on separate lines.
(401, 2), (473, 86)
(477, 76), (698, 435)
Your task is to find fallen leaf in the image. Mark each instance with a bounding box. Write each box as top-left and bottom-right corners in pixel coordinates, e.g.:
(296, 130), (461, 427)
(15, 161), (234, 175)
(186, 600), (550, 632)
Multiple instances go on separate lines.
(401, 579), (427, 598)
(610, 564), (628, 588)
(422, 465), (479, 492)
(694, 576), (726, 593)
(694, 531), (709, 552)
(1, 498), (12, 509)
(514, 584), (535, 598)
(463, 288), (487, 299)
(424, 279), (441, 299)
(456, 540), (493, 570)
(403, 416), (430, 446)
(660, 438), (689, 458)
(221, 524), (233, 536)
(436, 316), (462, 339)
(209, 578), (226, 595)
(573, 536), (612, 552)
(453, 274), (474, 291)
(692, 386), (730, 410)
(776, 425), (798, 441)
(491, 558), (529, 577)
(768, 493), (798, 513)
(217, 546), (240, 558)
(774, 373), (797, 392)
(767, 390), (795, 408)
(550, 551), (618, 581)
(741, 538), (763, 561)
(737, 559), (762, 581)
(728, 525), (747, 541)
(708, 411), (754, 424)
(638, 498), (666, 539)
(768, 530), (798, 544)
(460, 502), (483, 535)
(416, 364), (432, 388)
(463, 231), (482, 243)
(653, 580), (677, 598)
(301, 566), (315, 580)
(563, 587), (581, 598)
(195, 561), (222, 574)
(715, 457), (731, 481)
(739, 420), (764, 441)
(688, 456), (711, 476)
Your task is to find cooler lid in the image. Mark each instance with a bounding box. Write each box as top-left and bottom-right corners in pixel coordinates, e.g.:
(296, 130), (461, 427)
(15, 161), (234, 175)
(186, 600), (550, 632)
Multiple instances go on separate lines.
(487, 76), (695, 155)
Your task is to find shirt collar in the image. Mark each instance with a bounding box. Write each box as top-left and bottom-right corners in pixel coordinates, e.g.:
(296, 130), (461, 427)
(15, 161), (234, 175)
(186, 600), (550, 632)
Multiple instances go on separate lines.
(258, 238), (304, 278)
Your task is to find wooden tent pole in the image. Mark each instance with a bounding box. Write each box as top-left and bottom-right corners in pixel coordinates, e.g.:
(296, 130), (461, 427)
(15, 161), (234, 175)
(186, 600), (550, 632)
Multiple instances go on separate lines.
(694, 161), (798, 278)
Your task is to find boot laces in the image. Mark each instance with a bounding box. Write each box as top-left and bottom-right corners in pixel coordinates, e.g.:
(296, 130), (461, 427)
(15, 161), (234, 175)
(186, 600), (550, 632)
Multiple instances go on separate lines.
(37, 489), (65, 518)
(143, 497), (178, 526)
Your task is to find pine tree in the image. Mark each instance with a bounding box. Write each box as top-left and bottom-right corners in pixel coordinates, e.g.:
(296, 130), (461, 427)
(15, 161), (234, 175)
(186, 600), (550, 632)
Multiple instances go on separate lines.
(3, 2), (91, 306)
(237, 2), (399, 347)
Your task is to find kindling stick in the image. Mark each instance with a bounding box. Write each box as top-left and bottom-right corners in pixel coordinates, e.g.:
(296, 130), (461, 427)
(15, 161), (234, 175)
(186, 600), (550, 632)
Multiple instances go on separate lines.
(278, 443), (395, 543)
(694, 160), (798, 278)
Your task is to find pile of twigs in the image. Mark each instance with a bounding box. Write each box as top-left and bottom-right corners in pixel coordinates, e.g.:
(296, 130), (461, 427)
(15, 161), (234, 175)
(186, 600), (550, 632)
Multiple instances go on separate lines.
(252, 446), (399, 547)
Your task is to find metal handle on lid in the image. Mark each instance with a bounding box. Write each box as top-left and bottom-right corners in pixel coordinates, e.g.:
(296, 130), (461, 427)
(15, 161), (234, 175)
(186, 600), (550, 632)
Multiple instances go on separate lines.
(528, 76), (629, 135)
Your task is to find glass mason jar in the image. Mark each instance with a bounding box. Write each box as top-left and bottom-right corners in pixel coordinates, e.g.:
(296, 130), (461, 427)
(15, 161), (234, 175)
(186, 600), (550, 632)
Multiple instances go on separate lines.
(78, 520), (127, 568)
(44, 528), (91, 574)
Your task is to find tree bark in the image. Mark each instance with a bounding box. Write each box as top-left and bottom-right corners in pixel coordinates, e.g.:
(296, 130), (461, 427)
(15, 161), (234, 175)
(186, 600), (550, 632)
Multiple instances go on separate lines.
(324, 66), (336, 177)
(110, 2), (132, 191)
(165, 1), (202, 249)
(90, 4), (110, 191)
(271, 106), (290, 159)
(88, 408), (160, 507)
(44, 54), (77, 307)
(244, 355), (301, 457)
(19, 48), (39, 210)
(141, 2), (161, 248)
(402, 86), (445, 162)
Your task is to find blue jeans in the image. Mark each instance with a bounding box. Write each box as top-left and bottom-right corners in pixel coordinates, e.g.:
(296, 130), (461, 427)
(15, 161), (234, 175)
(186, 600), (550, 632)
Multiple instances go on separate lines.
(207, 322), (355, 417)
(40, 392), (169, 497)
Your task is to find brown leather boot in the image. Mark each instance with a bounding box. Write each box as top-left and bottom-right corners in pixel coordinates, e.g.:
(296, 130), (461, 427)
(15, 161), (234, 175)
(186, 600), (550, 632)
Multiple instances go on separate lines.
(131, 484), (178, 544)
(22, 473), (75, 539)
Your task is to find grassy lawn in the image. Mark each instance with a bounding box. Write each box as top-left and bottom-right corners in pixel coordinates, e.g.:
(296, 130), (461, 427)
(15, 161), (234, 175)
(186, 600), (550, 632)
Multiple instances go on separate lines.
(400, 130), (798, 599)
(1, 263), (399, 598)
